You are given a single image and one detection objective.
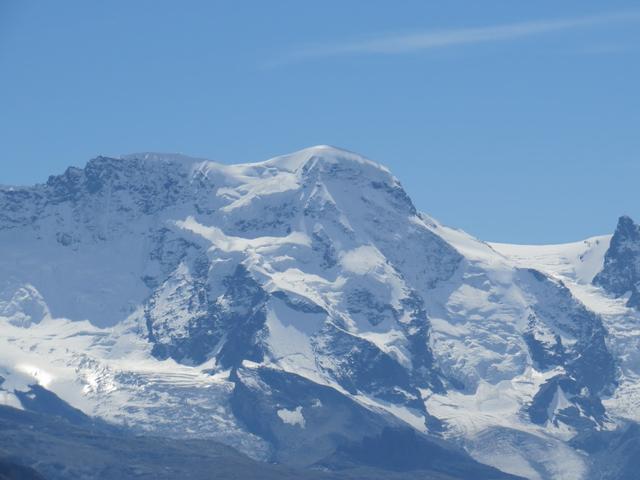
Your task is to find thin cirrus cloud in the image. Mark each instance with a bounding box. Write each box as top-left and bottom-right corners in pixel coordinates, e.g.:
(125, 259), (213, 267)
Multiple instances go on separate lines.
(269, 9), (640, 66)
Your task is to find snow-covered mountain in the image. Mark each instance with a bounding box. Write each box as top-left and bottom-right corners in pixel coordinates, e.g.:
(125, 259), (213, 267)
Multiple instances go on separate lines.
(1, 146), (638, 479)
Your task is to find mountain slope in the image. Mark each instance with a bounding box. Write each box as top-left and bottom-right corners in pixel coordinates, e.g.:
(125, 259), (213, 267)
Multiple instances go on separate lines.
(0, 146), (637, 479)
(4, 404), (503, 480)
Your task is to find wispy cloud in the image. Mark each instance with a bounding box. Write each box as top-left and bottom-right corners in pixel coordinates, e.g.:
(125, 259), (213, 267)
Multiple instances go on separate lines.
(270, 10), (640, 66)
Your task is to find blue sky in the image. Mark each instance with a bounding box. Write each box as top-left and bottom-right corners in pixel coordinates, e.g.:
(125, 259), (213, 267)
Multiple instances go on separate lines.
(1, 1), (639, 243)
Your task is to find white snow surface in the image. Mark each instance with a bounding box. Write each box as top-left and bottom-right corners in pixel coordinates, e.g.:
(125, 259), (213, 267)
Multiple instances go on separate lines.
(490, 235), (612, 284)
(277, 406), (306, 428)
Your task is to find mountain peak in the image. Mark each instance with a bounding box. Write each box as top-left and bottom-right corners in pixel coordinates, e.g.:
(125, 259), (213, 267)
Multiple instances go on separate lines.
(615, 215), (640, 238)
(593, 215), (640, 305)
(259, 145), (391, 175)
(118, 152), (216, 166)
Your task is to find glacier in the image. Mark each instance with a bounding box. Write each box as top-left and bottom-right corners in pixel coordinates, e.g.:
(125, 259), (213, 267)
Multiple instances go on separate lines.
(1, 145), (639, 479)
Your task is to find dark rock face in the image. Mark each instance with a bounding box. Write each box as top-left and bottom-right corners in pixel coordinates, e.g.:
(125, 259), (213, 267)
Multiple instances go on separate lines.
(594, 216), (640, 308)
(523, 314), (566, 370)
(520, 269), (616, 429)
(146, 263), (268, 367)
(1, 155), (221, 241)
(316, 325), (414, 400)
(528, 375), (607, 430)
